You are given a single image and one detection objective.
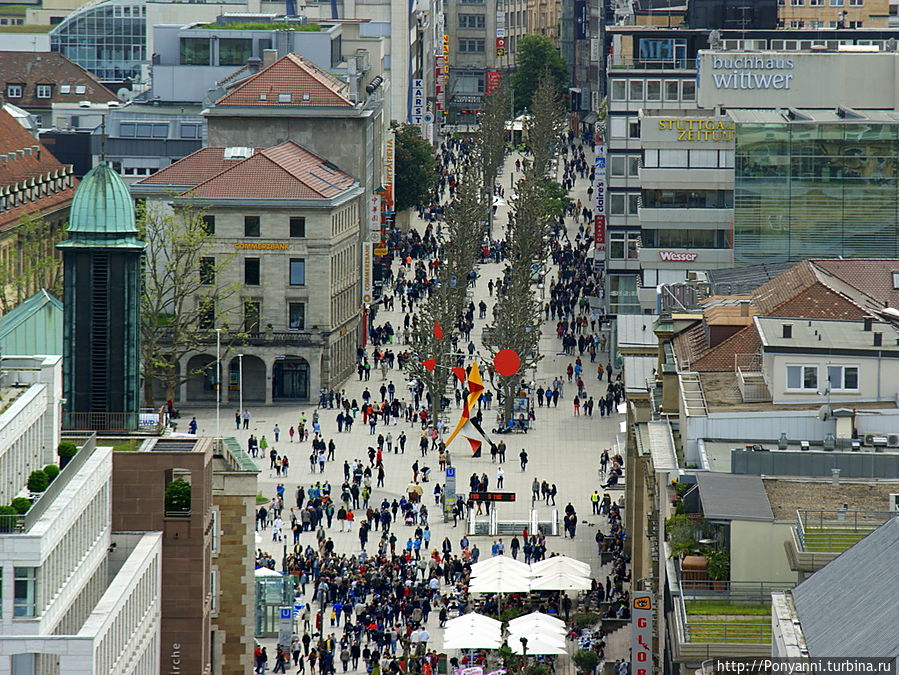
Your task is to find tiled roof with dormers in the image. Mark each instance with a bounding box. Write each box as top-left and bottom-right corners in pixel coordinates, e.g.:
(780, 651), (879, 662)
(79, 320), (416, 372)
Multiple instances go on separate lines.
(812, 259), (899, 311)
(0, 51), (118, 110)
(135, 141), (355, 201)
(214, 53), (353, 108)
(0, 108), (76, 230)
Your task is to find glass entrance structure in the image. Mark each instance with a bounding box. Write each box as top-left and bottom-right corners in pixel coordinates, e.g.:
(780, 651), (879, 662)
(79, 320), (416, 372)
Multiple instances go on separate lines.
(50, 0), (146, 82)
(733, 112), (899, 266)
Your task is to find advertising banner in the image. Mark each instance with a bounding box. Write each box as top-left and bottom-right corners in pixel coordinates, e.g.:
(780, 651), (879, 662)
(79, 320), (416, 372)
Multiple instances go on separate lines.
(361, 242), (374, 304)
(410, 78), (425, 126)
(630, 595), (654, 675)
(486, 71), (501, 95)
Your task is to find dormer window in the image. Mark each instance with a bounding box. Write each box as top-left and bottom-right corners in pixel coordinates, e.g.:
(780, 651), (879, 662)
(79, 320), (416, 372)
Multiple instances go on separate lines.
(6, 84), (23, 98)
(278, 93), (292, 103)
(36, 84), (52, 98)
(892, 271), (899, 289)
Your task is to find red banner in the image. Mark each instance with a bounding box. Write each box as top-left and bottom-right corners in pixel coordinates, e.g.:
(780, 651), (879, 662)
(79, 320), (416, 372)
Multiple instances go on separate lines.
(486, 71), (501, 95)
(594, 215), (606, 253)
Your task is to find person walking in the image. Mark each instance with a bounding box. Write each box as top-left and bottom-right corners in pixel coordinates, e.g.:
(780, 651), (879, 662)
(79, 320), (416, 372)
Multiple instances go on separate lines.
(496, 465), (504, 488)
(519, 448), (528, 471)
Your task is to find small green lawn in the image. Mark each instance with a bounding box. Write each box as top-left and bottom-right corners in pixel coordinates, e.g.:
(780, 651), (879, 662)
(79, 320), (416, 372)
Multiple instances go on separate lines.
(685, 601), (771, 616)
(101, 438), (143, 452)
(0, 24), (53, 33)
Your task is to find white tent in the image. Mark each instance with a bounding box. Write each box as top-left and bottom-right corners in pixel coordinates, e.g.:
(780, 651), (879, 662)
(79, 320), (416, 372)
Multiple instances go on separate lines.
(507, 612), (567, 635)
(508, 633), (567, 655)
(468, 571), (532, 594)
(470, 556), (531, 579)
(528, 572), (592, 592)
(254, 567), (283, 577)
(445, 613), (502, 632)
(530, 556), (591, 578)
(442, 625), (503, 650)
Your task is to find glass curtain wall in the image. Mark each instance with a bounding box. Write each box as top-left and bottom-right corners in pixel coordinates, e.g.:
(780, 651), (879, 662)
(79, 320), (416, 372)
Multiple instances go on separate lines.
(734, 122), (899, 265)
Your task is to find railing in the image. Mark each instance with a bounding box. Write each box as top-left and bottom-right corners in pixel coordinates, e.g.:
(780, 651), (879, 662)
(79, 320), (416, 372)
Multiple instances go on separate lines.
(63, 409), (165, 434)
(680, 580), (794, 602)
(155, 328), (320, 347)
(608, 57), (698, 71)
(164, 510), (192, 518)
(683, 620), (772, 644)
(795, 508), (893, 552)
(0, 434), (99, 534)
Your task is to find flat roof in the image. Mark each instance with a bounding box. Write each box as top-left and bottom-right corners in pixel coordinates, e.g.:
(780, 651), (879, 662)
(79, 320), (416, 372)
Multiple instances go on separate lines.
(617, 314), (659, 348)
(756, 316), (899, 352)
(623, 354), (656, 393)
(694, 472), (774, 521)
(646, 421), (679, 472)
(728, 108), (899, 124)
(762, 477), (899, 520)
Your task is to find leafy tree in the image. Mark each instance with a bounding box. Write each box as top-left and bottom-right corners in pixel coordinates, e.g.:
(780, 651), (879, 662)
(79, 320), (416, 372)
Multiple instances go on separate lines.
(511, 34), (568, 113)
(11, 497), (32, 514)
(0, 214), (65, 313)
(394, 124), (438, 212)
(0, 505), (18, 532)
(27, 469), (49, 493)
(43, 464), (60, 483)
(139, 202), (239, 408)
(164, 477), (192, 512)
(572, 649), (600, 674)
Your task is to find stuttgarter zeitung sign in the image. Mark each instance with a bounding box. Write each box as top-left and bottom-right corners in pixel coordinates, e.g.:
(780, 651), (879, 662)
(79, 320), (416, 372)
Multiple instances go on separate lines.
(709, 55), (795, 90)
(657, 118), (734, 142)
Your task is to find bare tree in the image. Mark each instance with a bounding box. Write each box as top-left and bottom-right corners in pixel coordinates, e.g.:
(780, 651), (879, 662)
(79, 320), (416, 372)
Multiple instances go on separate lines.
(407, 164), (484, 423)
(139, 202), (239, 407)
(524, 75), (566, 179)
(0, 214), (65, 313)
(476, 84), (510, 236)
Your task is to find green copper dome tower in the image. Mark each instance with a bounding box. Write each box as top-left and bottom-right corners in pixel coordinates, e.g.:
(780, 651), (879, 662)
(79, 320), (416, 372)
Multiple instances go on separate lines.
(58, 163), (144, 430)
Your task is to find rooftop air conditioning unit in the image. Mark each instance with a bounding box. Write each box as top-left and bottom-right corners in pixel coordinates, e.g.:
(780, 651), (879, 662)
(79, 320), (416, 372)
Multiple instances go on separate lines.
(863, 433), (883, 446)
(872, 436), (889, 449)
(888, 434), (899, 448)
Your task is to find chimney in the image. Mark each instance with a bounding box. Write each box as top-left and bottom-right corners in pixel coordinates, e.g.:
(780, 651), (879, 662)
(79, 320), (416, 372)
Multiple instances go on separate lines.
(831, 469), (841, 486)
(262, 49), (278, 67)
(782, 324), (792, 339)
(246, 56), (262, 73)
(864, 317), (873, 331)
(739, 301), (749, 317)
(874, 332), (883, 347)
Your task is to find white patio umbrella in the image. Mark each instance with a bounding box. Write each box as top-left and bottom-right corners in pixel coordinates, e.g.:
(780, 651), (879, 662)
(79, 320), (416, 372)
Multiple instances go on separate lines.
(470, 556), (532, 579)
(442, 627), (502, 651)
(508, 633), (567, 655)
(508, 611), (566, 630)
(254, 567), (283, 577)
(468, 570), (532, 594)
(445, 613), (502, 632)
(530, 555), (591, 577)
(528, 572), (592, 592)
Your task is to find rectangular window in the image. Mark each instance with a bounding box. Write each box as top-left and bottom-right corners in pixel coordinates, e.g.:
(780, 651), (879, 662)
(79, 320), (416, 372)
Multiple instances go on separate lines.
(243, 299), (261, 332)
(786, 365), (818, 391)
(6, 84), (23, 98)
(628, 121), (641, 139)
(689, 149), (719, 167)
(848, 0), (862, 4)
(244, 258), (260, 286)
(827, 365), (859, 391)
(659, 149), (688, 168)
(458, 14), (485, 28)
(646, 80), (661, 101)
(120, 122), (135, 137)
(664, 80), (679, 101)
(36, 84), (52, 98)
(831, 0), (844, 4)
(152, 124), (168, 139)
(628, 80), (644, 101)
(610, 155), (626, 177)
(681, 80), (696, 101)
(791, 0), (804, 5)
(611, 80), (626, 101)
(218, 38), (252, 66)
(288, 302), (306, 330)
(198, 298), (215, 329)
(627, 232), (639, 259)
(14, 567), (37, 617)
(810, 0), (823, 4)
(458, 38), (486, 53)
(244, 216), (260, 237)
(627, 193), (640, 215)
(643, 149), (658, 168)
(180, 123), (200, 139)
(289, 258), (306, 286)
(627, 155), (640, 177)
(180, 37), (211, 65)
(201, 215), (215, 235)
(200, 257), (215, 285)
(610, 117), (627, 138)
(210, 509), (220, 554)
(610, 232), (625, 259)
(609, 194), (626, 215)
(289, 216), (306, 238)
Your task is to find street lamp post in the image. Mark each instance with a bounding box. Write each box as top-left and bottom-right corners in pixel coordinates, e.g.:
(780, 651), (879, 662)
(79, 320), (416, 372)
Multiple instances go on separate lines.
(237, 353), (244, 422)
(215, 328), (222, 442)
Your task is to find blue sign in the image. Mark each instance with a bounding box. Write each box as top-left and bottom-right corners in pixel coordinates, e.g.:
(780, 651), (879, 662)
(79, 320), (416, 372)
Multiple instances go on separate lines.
(446, 467), (456, 477)
(280, 607), (293, 620)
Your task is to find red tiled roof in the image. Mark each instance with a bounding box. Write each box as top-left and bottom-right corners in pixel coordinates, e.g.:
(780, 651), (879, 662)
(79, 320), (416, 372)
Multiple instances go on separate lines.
(0, 108), (76, 230)
(0, 51), (118, 110)
(135, 147), (259, 187)
(811, 259), (899, 310)
(136, 141), (356, 200)
(215, 53), (353, 108)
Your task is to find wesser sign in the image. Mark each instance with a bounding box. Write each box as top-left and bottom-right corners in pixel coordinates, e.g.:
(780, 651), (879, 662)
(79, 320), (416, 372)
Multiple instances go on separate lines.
(658, 250), (698, 262)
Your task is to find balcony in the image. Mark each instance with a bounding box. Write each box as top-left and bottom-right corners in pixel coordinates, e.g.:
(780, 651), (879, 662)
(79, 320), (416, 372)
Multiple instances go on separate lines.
(608, 57), (698, 71)
(156, 328), (323, 348)
(787, 508), (894, 573)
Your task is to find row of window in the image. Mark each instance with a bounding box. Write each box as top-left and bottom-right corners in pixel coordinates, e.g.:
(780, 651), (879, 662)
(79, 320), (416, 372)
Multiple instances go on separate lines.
(180, 37), (254, 67)
(609, 231), (641, 260)
(201, 257), (307, 288)
(786, 364), (859, 391)
(201, 298), (307, 331)
(610, 79), (696, 104)
(458, 38), (486, 53)
(640, 228), (730, 249)
(5, 83), (85, 99)
(609, 192), (641, 216)
(644, 149), (735, 169)
(201, 215), (306, 237)
(782, 0), (864, 5)
(642, 189), (734, 209)
(784, 19), (864, 27)
(459, 13), (485, 28)
(118, 121), (201, 139)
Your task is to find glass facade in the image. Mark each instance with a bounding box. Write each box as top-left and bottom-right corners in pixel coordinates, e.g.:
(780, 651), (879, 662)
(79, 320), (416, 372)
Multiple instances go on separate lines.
(50, 0), (146, 82)
(734, 122), (899, 265)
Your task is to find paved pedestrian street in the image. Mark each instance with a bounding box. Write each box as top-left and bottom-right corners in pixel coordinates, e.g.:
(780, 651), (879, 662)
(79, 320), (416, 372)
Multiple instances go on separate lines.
(185, 142), (633, 672)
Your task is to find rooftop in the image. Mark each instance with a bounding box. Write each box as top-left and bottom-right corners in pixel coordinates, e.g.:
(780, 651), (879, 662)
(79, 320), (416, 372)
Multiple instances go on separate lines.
(0, 51), (118, 108)
(756, 316), (899, 352)
(762, 477), (899, 520)
(59, 163), (143, 248)
(693, 473), (774, 521)
(134, 141), (356, 200)
(617, 314), (659, 349)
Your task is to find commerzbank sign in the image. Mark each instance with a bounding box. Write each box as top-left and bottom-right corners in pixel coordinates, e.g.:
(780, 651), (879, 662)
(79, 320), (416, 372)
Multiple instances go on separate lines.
(710, 55), (795, 90)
